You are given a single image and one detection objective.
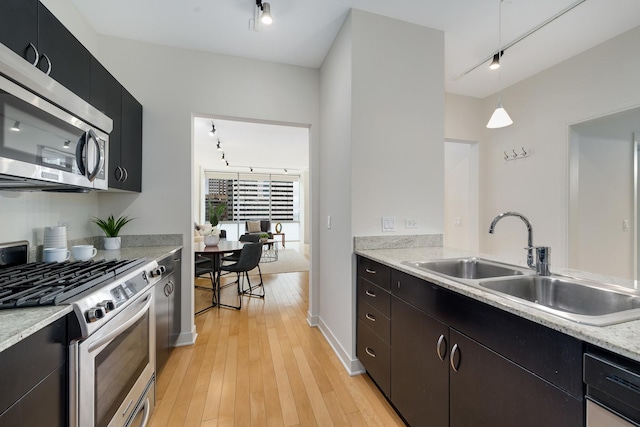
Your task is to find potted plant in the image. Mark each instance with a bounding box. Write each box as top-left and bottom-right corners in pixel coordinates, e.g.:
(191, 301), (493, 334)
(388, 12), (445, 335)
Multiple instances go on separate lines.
(92, 214), (134, 250)
(204, 201), (226, 246)
(259, 232), (270, 243)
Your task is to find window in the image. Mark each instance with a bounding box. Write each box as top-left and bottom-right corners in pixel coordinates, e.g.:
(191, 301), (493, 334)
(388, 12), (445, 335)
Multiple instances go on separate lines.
(204, 172), (299, 222)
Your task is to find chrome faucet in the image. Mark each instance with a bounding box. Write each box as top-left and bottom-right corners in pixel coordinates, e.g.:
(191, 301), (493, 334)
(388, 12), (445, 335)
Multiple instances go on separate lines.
(488, 212), (551, 276)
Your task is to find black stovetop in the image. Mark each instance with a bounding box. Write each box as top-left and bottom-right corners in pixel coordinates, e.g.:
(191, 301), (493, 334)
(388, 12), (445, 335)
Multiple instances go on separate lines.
(0, 258), (146, 309)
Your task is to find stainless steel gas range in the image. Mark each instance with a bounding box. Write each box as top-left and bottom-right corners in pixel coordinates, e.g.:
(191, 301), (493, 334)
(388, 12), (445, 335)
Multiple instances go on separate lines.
(0, 241), (164, 427)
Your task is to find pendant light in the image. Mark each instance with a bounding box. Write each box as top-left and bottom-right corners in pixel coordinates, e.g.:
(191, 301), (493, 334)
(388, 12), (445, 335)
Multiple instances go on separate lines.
(486, 0), (513, 129)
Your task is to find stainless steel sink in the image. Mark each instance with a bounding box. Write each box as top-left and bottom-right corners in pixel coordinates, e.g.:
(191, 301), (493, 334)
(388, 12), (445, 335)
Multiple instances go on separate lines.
(403, 257), (530, 281)
(479, 275), (640, 325)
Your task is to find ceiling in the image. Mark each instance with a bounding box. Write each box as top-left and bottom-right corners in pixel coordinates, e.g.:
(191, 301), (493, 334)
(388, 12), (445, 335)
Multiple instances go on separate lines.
(69, 0), (640, 170)
(71, 0), (640, 98)
(193, 118), (309, 172)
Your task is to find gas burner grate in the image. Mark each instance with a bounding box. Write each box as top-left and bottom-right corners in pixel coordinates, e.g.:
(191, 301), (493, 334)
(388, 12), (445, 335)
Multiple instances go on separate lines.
(0, 258), (147, 308)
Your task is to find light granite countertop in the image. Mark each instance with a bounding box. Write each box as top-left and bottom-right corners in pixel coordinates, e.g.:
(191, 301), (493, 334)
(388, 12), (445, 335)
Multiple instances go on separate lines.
(0, 244), (182, 353)
(355, 246), (640, 364)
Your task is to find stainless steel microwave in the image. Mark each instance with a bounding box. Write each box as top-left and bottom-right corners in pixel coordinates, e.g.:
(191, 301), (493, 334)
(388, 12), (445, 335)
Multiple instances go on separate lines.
(0, 43), (112, 192)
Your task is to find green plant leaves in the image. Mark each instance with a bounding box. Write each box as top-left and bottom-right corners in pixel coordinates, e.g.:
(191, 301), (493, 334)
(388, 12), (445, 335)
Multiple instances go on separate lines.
(91, 214), (134, 237)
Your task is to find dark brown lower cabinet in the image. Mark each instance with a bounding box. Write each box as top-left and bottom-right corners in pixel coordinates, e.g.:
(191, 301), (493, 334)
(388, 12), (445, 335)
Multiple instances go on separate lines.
(448, 329), (583, 427)
(356, 256), (585, 427)
(391, 296), (448, 427)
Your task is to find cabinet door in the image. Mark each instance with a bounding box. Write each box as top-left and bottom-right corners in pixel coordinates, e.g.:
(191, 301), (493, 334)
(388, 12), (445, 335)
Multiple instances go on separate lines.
(37, 3), (91, 100)
(391, 296), (449, 427)
(449, 329), (583, 427)
(120, 88), (143, 192)
(0, 0), (38, 64)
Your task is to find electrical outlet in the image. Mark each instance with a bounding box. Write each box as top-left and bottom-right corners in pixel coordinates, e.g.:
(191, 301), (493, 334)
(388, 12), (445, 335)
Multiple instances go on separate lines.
(382, 217), (395, 232)
(623, 219), (630, 231)
(405, 219), (418, 229)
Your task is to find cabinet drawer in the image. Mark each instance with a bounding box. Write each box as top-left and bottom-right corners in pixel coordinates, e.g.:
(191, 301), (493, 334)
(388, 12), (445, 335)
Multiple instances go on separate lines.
(391, 269), (452, 318)
(0, 316), (66, 415)
(358, 257), (390, 291)
(357, 319), (390, 397)
(357, 277), (390, 317)
(357, 298), (390, 344)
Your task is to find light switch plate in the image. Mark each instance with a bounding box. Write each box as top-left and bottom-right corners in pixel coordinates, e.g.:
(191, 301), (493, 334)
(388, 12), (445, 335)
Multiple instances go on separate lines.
(382, 217), (395, 232)
(405, 219), (418, 229)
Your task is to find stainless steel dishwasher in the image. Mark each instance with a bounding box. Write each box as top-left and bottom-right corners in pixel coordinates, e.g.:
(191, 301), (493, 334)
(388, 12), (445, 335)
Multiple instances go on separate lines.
(584, 351), (640, 426)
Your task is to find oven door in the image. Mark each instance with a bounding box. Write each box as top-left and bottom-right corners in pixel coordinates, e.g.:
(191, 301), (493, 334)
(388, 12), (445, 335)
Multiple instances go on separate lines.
(71, 289), (155, 427)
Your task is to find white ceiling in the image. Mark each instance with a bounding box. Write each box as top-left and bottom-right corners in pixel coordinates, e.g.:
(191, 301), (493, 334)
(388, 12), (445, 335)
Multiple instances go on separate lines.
(71, 0), (640, 98)
(70, 0), (640, 170)
(193, 118), (309, 172)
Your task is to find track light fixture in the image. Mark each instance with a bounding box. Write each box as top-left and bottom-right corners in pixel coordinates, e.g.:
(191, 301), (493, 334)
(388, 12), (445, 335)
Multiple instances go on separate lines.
(209, 121), (217, 136)
(220, 153), (226, 162)
(489, 51), (504, 70)
(256, 0), (273, 25)
(63, 140), (70, 149)
(225, 160), (229, 168)
(216, 140), (222, 151)
(250, 167), (254, 173)
(284, 169), (288, 174)
(10, 121), (20, 131)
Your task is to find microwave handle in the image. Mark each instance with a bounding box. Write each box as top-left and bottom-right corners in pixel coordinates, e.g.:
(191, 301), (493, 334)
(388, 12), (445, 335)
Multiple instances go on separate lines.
(86, 131), (104, 182)
(75, 130), (103, 182)
(75, 131), (87, 177)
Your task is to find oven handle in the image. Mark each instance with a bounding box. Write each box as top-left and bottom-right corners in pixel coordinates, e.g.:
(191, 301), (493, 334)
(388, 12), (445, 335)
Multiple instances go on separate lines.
(87, 293), (152, 353)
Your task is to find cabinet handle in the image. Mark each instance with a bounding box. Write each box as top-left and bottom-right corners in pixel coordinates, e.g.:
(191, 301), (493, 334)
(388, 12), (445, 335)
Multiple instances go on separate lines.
(39, 53), (52, 75)
(164, 283), (171, 297)
(168, 280), (174, 294)
(365, 290), (376, 297)
(436, 334), (447, 361)
(365, 347), (376, 358)
(115, 166), (124, 182)
(26, 43), (39, 66)
(122, 167), (129, 182)
(365, 268), (376, 274)
(397, 280), (401, 289)
(365, 313), (376, 322)
(450, 344), (460, 372)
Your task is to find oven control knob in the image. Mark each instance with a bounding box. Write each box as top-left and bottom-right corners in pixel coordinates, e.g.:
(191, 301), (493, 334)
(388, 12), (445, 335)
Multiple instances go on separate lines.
(85, 307), (106, 323)
(98, 300), (116, 312)
(150, 265), (166, 278)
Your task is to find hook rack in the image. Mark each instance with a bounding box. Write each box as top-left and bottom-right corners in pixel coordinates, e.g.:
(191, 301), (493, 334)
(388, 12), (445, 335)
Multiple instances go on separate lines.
(504, 147), (530, 161)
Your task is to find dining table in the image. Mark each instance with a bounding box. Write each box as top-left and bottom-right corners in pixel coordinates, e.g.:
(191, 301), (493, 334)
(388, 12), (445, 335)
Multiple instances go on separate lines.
(195, 239), (245, 312)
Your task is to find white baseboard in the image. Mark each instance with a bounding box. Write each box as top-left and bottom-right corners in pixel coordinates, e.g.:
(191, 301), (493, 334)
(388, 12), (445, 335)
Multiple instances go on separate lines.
(173, 326), (197, 347)
(307, 311), (319, 327)
(317, 316), (365, 375)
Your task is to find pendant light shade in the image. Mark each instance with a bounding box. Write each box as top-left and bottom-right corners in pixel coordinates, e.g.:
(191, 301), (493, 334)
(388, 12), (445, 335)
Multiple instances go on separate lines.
(487, 102), (513, 129)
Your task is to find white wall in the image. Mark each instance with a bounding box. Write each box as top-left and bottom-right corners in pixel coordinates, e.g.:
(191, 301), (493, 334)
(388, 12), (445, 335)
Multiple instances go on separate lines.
(478, 25), (640, 269)
(318, 12), (353, 366)
(319, 10), (444, 372)
(92, 37), (320, 344)
(351, 11), (444, 237)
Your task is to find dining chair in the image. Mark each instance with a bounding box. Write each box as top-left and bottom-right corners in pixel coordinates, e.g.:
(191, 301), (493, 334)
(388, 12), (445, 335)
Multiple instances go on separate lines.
(219, 242), (264, 309)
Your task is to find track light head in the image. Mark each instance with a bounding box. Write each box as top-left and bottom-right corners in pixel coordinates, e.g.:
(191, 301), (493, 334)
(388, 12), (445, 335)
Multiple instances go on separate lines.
(489, 53), (500, 70)
(216, 140), (222, 151)
(209, 122), (216, 136)
(10, 121), (20, 131)
(256, 0), (273, 26)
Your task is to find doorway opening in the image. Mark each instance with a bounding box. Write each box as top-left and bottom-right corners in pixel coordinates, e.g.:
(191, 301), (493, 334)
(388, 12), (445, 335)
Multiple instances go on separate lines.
(444, 139), (479, 252)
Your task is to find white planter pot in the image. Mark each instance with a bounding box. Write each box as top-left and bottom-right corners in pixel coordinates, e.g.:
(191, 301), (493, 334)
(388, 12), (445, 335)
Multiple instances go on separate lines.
(104, 236), (121, 250)
(203, 234), (220, 246)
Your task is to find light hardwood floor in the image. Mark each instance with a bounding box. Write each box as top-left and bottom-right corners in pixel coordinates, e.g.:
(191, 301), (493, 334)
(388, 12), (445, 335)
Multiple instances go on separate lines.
(149, 271), (405, 427)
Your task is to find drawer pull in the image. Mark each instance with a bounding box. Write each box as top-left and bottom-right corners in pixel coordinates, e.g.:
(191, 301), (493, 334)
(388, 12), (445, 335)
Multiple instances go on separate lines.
(365, 268), (376, 274)
(365, 347), (376, 358)
(450, 344), (460, 372)
(365, 313), (376, 322)
(365, 290), (376, 297)
(436, 334), (447, 361)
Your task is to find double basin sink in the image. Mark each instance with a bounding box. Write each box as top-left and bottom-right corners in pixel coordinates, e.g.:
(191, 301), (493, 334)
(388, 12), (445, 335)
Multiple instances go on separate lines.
(402, 258), (640, 326)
